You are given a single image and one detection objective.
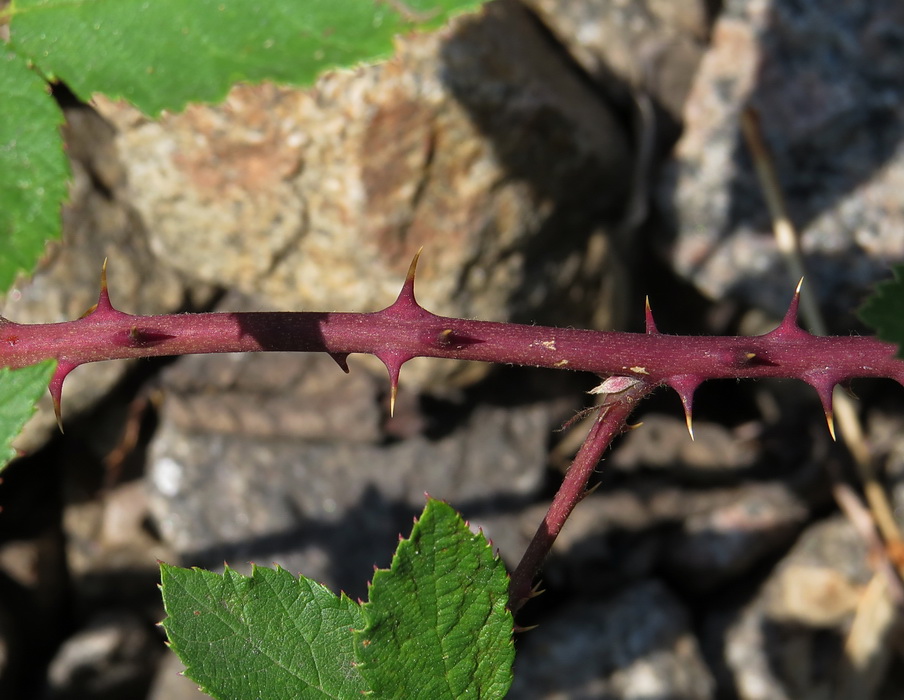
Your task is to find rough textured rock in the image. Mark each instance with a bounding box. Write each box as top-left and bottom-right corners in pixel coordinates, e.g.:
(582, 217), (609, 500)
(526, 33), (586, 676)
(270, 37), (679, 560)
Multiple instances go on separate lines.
(3, 104), (210, 454)
(146, 346), (559, 597)
(719, 515), (893, 700)
(45, 611), (160, 700)
(611, 413), (759, 482)
(93, 0), (634, 389)
(510, 580), (715, 698)
(661, 477), (814, 592)
(525, 0), (711, 122)
(662, 0), (904, 324)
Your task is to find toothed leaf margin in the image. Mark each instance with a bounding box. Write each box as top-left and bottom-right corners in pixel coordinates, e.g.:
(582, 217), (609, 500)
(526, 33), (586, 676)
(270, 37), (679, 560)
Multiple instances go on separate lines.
(0, 360), (55, 472)
(355, 498), (514, 699)
(860, 264), (904, 358)
(159, 564), (368, 699)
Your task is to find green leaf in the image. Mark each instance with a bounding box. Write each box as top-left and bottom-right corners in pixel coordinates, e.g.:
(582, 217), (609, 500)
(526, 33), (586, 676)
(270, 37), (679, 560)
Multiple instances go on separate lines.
(159, 563), (368, 699)
(860, 265), (904, 358)
(0, 360), (55, 472)
(356, 499), (514, 699)
(8, 0), (486, 117)
(0, 49), (69, 293)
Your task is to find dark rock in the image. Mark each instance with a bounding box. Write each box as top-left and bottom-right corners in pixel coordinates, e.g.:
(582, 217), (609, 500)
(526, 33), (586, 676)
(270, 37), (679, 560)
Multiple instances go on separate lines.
(525, 0), (711, 122)
(661, 479), (812, 593)
(662, 0), (904, 324)
(45, 611), (160, 700)
(720, 515), (893, 700)
(510, 579), (714, 698)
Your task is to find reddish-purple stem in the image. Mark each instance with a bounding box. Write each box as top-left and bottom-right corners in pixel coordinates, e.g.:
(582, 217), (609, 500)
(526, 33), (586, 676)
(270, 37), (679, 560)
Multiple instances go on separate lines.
(508, 378), (654, 612)
(3, 258), (904, 612)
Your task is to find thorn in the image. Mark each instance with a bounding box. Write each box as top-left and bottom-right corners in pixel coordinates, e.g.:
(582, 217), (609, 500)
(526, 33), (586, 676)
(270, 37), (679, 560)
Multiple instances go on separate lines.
(626, 420), (644, 430)
(328, 353), (350, 373)
(645, 296), (658, 334)
(770, 277), (808, 338)
(96, 258), (114, 312)
(81, 258), (117, 318)
(48, 361), (79, 433)
(667, 375), (700, 441)
(397, 247), (423, 306)
(807, 377), (837, 441)
(514, 623), (539, 633)
(376, 351), (411, 418)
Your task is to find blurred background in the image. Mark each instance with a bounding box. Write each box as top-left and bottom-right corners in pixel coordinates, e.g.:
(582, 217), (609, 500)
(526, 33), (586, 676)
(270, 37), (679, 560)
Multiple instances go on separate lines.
(2, 0), (904, 697)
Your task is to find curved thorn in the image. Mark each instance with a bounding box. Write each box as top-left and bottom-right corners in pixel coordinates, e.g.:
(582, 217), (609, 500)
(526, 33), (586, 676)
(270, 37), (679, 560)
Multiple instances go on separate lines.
(396, 247), (423, 306)
(329, 353), (350, 373)
(667, 375), (700, 441)
(826, 409), (837, 442)
(684, 405), (695, 441)
(771, 277), (807, 338)
(376, 351), (411, 418)
(805, 375), (837, 441)
(48, 361), (79, 433)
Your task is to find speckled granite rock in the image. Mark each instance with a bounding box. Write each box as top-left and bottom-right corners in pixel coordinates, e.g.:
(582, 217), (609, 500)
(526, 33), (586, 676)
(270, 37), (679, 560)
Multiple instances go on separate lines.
(662, 0), (904, 324)
(3, 105), (210, 454)
(94, 0), (634, 389)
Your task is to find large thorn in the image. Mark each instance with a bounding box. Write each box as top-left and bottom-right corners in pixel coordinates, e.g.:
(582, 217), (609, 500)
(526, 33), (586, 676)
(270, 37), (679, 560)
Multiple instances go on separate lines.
(81, 258), (116, 318)
(666, 375), (701, 440)
(48, 361), (79, 433)
(376, 351), (413, 418)
(395, 248), (423, 307)
(769, 277), (808, 339)
(328, 353), (350, 373)
(807, 376), (837, 441)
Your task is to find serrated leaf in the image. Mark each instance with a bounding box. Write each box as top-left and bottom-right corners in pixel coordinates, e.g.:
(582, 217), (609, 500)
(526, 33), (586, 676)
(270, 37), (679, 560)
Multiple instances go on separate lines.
(0, 360), (55, 472)
(8, 0), (486, 117)
(160, 563), (368, 699)
(356, 499), (513, 699)
(859, 265), (904, 358)
(0, 50), (69, 293)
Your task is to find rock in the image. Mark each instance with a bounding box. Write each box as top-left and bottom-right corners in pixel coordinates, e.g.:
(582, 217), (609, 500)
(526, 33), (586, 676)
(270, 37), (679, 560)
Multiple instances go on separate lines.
(662, 0), (904, 324)
(720, 515), (884, 700)
(45, 611), (160, 700)
(63, 478), (172, 587)
(661, 478), (814, 592)
(94, 0), (635, 390)
(525, 0), (711, 122)
(510, 579), (714, 698)
(3, 103), (212, 454)
(146, 351), (557, 597)
(148, 653), (207, 700)
(611, 413), (759, 482)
